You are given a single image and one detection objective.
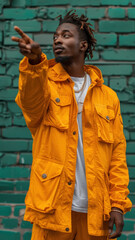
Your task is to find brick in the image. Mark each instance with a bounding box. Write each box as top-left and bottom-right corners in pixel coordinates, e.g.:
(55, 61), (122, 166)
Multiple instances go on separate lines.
(0, 193), (26, 203)
(20, 153), (32, 165)
(129, 77), (135, 88)
(127, 142), (135, 153)
(7, 64), (19, 76)
(108, 8), (125, 19)
(28, 141), (33, 151)
(123, 114), (135, 128)
(128, 234), (135, 240)
(16, 181), (29, 191)
(3, 49), (23, 62)
(2, 218), (18, 229)
(99, 21), (135, 33)
(0, 231), (20, 240)
(129, 181), (135, 193)
(103, 77), (108, 86)
(0, 75), (12, 88)
(23, 232), (32, 240)
(72, 0), (101, 6)
(8, 102), (22, 114)
(97, 64), (132, 76)
(67, 7), (85, 16)
(0, 180), (15, 191)
(119, 34), (135, 47)
(36, 7), (47, 18)
(11, 0), (26, 7)
(0, 89), (18, 101)
(86, 8), (105, 19)
(2, 8), (37, 20)
(128, 167), (135, 178)
(43, 20), (59, 32)
(0, 205), (11, 216)
(0, 154), (17, 166)
(47, 7), (66, 19)
(26, 0), (69, 6)
(101, 0), (130, 5)
(2, 127), (32, 139)
(129, 194), (135, 204)
(121, 103), (135, 113)
(0, 32), (2, 42)
(0, 115), (12, 127)
(101, 49), (135, 61)
(110, 77), (127, 91)
(131, 0), (135, 5)
(14, 206), (25, 216)
(13, 77), (19, 87)
(42, 48), (54, 60)
(118, 234), (127, 240)
(34, 33), (53, 45)
(95, 33), (117, 46)
(0, 139), (28, 152)
(13, 115), (26, 126)
(12, 20), (41, 32)
(123, 129), (129, 140)
(127, 155), (135, 166)
(0, 65), (6, 74)
(0, 167), (30, 179)
(131, 132), (135, 140)
(116, 91), (133, 102)
(125, 207), (135, 219)
(21, 220), (32, 229)
(128, 8), (135, 19)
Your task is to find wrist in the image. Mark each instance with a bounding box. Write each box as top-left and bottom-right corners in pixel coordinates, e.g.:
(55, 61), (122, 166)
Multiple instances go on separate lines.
(29, 54), (42, 65)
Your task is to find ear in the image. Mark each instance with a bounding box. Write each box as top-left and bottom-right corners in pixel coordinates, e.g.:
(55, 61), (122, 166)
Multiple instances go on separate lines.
(80, 41), (88, 53)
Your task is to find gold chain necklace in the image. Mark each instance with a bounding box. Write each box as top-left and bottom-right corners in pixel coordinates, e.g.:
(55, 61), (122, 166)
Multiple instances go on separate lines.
(74, 72), (86, 93)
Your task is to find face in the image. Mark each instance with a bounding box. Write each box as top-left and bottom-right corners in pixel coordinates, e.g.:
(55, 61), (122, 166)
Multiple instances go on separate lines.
(53, 23), (82, 64)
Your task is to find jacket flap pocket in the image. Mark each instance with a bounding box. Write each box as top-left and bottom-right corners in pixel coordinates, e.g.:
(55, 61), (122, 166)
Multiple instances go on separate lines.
(95, 104), (115, 121)
(50, 95), (71, 106)
(33, 160), (63, 182)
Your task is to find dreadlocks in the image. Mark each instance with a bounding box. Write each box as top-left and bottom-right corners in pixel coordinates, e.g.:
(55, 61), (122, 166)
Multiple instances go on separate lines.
(57, 10), (96, 59)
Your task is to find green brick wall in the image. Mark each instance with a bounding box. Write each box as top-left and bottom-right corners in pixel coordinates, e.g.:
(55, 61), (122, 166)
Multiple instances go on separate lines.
(0, 1), (135, 239)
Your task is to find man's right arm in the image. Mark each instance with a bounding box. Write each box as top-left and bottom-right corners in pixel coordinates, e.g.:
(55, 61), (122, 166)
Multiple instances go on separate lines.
(12, 26), (51, 137)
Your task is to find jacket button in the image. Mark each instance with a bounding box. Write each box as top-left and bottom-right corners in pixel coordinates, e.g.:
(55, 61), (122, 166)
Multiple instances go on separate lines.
(42, 173), (47, 179)
(65, 228), (69, 231)
(55, 98), (60, 103)
(73, 131), (76, 135)
(106, 116), (110, 120)
(68, 181), (72, 185)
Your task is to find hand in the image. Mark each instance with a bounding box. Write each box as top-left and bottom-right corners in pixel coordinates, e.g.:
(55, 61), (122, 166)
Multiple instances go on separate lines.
(11, 26), (42, 64)
(109, 207), (124, 239)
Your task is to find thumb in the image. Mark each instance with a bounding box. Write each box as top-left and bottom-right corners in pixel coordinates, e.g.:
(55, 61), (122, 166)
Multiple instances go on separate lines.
(109, 216), (114, 234)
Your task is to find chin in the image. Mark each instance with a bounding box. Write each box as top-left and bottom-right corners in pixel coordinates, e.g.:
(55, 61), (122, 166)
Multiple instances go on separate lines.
(55, 55), (72, 64)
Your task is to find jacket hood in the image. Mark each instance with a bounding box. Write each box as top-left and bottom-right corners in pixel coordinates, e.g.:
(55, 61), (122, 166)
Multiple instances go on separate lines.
(48, 58), (104, 86)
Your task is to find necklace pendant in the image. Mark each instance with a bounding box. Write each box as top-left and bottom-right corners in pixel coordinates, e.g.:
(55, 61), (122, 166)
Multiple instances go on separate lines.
(78, 103), (83, 113)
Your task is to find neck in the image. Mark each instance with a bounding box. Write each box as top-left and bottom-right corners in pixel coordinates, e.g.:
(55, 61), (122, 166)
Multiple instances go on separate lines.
(61, 60), (85, 77)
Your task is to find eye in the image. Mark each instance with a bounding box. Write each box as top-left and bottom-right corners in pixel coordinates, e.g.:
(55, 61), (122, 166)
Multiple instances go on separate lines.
(63, 33), (70, 38)
(53, 35), (58, 40)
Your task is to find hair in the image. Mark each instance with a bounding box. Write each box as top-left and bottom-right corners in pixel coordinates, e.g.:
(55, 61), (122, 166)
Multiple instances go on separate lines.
(57, 10), (97, 59)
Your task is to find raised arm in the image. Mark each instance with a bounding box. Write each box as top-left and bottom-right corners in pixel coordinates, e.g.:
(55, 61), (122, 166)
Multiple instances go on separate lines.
(12, 27), (50, 137)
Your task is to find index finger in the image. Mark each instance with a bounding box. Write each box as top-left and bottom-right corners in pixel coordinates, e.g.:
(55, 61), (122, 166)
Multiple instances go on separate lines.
(14, 26), (28, 39)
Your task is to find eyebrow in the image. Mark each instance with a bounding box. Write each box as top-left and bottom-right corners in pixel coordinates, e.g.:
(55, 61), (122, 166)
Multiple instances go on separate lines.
(54, 29), (71, 35)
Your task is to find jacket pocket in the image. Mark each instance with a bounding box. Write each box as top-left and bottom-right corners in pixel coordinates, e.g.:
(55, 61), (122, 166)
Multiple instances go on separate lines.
(95, 104), (115, 143)
(25, 159), (63, 213)
(43, 95), (72, 130)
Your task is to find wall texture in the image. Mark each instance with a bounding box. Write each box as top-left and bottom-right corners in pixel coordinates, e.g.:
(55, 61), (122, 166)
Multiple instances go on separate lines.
(0, 1), (135, 240)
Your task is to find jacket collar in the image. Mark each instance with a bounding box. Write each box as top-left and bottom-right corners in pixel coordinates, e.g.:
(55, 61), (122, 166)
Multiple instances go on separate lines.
(48, 59), (104, 86)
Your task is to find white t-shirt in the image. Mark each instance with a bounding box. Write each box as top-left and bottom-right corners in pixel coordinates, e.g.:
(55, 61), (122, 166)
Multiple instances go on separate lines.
(71, 73), (91, 213)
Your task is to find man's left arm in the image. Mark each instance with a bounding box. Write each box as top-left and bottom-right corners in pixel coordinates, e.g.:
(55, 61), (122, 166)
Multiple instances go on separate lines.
(108, 95), (132, 239)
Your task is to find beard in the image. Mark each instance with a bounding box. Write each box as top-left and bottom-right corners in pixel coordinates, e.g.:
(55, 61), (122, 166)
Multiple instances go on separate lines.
(55, 55), (72, 64)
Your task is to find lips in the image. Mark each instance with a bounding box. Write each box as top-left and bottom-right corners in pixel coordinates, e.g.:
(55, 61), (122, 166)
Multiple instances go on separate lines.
(54, 46), (64, 54)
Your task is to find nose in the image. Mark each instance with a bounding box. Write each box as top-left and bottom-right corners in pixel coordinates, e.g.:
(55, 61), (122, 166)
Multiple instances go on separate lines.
(54, 35), (63, 45)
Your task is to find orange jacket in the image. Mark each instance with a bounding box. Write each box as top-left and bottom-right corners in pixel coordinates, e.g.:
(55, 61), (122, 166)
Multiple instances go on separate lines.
(15, 53), (132, 236)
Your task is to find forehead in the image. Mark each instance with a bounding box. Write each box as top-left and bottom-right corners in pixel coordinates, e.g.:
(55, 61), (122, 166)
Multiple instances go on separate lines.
(56, 23), (79, 34)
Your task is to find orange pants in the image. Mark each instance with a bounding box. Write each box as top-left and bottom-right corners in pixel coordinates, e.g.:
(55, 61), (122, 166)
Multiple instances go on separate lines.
(31, 211), (109, 240)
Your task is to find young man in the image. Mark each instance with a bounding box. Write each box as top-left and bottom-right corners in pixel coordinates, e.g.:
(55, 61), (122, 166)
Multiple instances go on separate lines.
(12, 11), (132, 240)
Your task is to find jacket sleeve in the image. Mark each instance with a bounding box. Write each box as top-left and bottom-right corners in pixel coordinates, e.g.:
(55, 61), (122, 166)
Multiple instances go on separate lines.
(109, 94), (132, 214)
(15, 53), (51, 137)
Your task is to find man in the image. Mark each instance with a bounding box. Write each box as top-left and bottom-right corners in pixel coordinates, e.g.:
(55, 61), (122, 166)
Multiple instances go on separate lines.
(12, 11), (132, 240)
